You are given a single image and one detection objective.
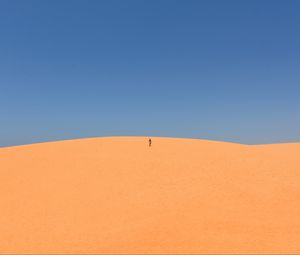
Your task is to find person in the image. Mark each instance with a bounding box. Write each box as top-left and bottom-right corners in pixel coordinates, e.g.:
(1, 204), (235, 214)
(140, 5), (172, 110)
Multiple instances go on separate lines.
(148, 138), (152, 147)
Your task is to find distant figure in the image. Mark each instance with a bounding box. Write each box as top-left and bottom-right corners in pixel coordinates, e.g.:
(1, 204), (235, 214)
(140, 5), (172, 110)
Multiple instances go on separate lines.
(148, 138), (152, 147)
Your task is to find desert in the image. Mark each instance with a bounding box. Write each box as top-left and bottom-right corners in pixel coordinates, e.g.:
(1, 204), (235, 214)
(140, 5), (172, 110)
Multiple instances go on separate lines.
(0, 137), (299, 254)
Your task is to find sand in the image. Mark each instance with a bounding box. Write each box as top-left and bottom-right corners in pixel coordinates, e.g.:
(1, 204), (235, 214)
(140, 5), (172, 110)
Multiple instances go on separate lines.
(0, 137), (300, 254)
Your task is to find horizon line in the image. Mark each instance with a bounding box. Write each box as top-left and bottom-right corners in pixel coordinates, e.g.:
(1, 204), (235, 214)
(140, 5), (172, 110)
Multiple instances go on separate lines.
(1, 135), (300, 149)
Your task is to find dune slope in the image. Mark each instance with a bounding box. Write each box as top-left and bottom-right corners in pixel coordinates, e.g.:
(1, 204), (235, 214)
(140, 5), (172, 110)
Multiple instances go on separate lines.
(0, 137), (300, 254)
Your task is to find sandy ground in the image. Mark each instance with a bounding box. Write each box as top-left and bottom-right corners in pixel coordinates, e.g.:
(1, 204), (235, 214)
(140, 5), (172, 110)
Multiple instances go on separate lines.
(0, 137), (300, 254)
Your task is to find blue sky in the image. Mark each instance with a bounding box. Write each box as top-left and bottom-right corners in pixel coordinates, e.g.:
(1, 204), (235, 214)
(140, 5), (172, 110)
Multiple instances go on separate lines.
(1, 0), (300, 147)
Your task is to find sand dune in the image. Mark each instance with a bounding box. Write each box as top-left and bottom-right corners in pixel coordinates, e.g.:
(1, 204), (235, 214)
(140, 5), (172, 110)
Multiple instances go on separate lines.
(0, 137), (300, 254)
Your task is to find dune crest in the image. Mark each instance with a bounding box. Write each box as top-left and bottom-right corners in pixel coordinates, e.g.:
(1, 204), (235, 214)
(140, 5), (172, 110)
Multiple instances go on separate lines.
(0, 137), (300, 254)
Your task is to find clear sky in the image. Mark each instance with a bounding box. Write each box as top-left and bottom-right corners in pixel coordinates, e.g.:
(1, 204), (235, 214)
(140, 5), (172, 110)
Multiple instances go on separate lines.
(1, 0), (300, 147)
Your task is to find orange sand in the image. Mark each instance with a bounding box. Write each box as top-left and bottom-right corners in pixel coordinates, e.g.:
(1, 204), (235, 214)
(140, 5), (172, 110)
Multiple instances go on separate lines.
(0, 137), (300, 254)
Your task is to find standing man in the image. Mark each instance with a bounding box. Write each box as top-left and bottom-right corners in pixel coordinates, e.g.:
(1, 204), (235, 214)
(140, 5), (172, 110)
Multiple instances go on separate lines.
(149, 138), (152, 147)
